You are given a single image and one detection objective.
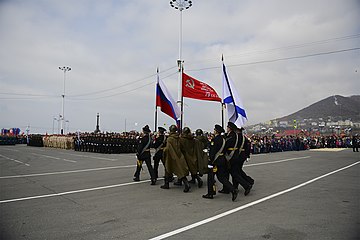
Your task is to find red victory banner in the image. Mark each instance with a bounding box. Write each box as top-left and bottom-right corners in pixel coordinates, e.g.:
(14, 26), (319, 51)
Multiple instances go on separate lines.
(182, 72), (221, 102)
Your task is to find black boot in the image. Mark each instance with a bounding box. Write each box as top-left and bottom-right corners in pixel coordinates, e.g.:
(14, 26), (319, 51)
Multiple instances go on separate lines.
(196, 175), (203, 188)
(173, 178), (183, 186)
(232, 189), (239, 201)
(182, 177), (191, 193)
(160, 177), (170, 189)
(189, 175), (196, 184)
(151, 179), (156, 185)
(202, 194), (213, 199)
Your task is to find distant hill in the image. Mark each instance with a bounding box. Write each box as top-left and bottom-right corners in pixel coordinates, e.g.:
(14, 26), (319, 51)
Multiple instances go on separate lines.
(277, 95), (360, 122)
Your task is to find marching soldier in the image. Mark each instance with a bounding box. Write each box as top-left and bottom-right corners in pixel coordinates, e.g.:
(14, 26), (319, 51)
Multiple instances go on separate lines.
(195, 129), (209, 177)
(133, 125), (156, 185)
(153, 127), (167, 180)
(225, 122), (252, 196)
(203, 124), (239, 201)
(161, 125), (190, 192)
(236, 127), (254, 187)
(180, 127), (203, 188)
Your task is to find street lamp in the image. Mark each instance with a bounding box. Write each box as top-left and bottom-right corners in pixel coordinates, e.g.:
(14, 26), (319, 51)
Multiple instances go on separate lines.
(170, 0), (192, 130)
(58, 66), (71, 135)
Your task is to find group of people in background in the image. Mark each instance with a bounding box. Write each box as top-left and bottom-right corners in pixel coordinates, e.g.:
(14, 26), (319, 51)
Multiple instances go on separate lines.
(134, 122), (254, 202)
(250, 134), (359, 154)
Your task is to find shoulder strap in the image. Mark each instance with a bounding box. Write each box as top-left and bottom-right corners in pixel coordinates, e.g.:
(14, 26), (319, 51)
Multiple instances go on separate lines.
(239, 135), (245, 151)
(225, 133), (238, 161)
(214, 138), (226, 162)
(140, 135), (151, 155)
(154, 136), (167, 154)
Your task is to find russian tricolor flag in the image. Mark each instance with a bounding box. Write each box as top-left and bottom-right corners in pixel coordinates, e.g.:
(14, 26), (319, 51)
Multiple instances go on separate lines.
(156, 76), (180, 122)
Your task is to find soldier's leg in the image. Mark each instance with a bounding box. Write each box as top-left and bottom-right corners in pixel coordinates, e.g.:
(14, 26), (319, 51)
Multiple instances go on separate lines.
(133, 160), (143, 181)
(153, 155), (160, 179)
(202, 166), (216, 199)
(160, 170), (171, 189)
(144, 157), (156, 185)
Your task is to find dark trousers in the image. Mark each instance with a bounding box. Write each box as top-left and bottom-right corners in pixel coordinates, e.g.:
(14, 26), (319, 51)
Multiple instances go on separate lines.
(153, 151), (164, 179)
(239, 158), (254, 185)
(215, 157), (235, 192)
(134, 157), (155, 180)
(206, 167), (217, 195)
(230, 157), (251, 191)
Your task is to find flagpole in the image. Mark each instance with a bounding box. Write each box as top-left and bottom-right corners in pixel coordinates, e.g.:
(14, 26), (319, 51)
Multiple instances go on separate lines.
(221, 55), (225, 129)
(170, 0), (192, 132)
(155, 68), (159, 132)
(221, 103), (225, 129)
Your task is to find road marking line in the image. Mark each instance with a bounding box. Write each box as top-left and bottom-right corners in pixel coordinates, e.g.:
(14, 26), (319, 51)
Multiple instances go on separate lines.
(32, 153), (77, 163)
(0, 179), (154, 204)
(149, 161), (360, 240)
(310, 148), (346, 152)
(59, 152), (119, 161)
(0, 156), (308, 179)
(1, 148), (19, 152)
(0, 154), (30, 167)
(244, 156), (310, 167)
(0, 165), (136, 179)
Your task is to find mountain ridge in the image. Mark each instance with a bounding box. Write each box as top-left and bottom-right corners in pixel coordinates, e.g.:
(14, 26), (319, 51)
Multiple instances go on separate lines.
(276, 95), (360, 123)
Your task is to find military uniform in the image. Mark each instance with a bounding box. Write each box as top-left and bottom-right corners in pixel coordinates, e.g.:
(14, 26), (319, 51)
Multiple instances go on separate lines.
(236, 129), (254, 187)
(133, 125), (156, 185)
(195, 129), (209, 176)
(203, 124), (238, 201)
(152, 127), (167, 180)
(161, 125), (190, 192)
(225, 122), (252, 196)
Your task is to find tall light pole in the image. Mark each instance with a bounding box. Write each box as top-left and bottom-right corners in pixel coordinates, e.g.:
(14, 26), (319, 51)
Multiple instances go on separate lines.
(58, 66), (71, 135)
(170, 0), (192, 130)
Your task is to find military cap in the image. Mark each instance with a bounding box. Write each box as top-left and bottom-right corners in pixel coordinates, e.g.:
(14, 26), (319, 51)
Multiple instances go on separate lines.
(142, 125), (151, 133)
(214, 124), (225, 133)
(227, 122), (238, 130)
(158, 127), (166, 133)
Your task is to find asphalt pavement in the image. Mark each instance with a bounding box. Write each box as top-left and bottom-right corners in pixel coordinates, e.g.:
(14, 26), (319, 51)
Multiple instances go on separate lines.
(0, 145), (359, 240)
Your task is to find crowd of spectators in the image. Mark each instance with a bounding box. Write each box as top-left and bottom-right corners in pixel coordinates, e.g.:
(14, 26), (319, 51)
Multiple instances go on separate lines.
(249, 134), (354, 154)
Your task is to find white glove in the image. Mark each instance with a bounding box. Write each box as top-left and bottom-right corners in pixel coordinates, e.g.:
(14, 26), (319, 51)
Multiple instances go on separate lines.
(246, 158), (250, 162)
(207, 165), (214, 169)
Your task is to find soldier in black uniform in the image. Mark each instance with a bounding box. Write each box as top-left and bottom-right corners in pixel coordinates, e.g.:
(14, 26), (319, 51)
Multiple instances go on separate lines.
(133, 125), (156, 185)
(203, 124), (239, 201)
(234, 127), (254, 191)
(226, 122), (252, 196)
(153, 127), (167, 180)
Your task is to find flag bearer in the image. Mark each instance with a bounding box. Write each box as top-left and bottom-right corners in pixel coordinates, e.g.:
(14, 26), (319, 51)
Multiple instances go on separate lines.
(133, 125), (156, 185)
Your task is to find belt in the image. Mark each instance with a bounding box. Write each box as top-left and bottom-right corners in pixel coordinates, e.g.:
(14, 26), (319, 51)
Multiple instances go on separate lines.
(219, 153), (224, 156)
(227, 148), (238, 151)
(144, 149), (150, 152)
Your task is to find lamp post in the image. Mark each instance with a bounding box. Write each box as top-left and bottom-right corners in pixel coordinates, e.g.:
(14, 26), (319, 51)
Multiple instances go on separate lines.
(58, 66), (71, 135)
(170, 0), (192, 130)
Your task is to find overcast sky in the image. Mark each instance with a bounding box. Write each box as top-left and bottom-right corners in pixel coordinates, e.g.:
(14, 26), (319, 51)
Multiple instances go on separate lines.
(1, 0), (359, 134)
